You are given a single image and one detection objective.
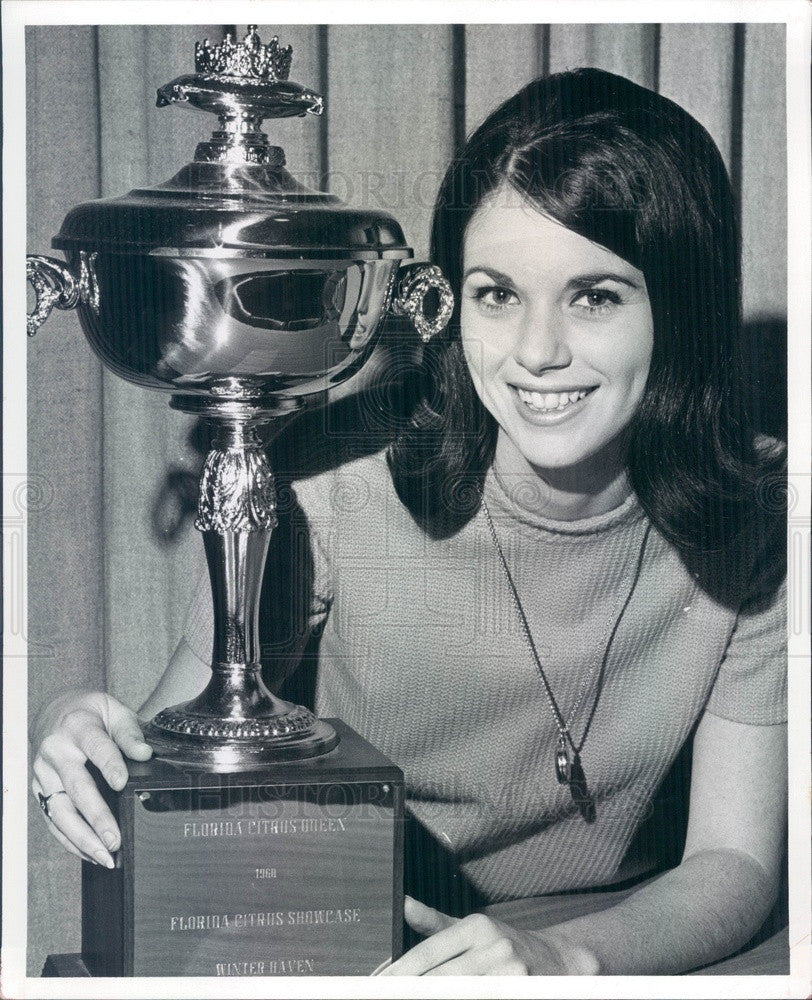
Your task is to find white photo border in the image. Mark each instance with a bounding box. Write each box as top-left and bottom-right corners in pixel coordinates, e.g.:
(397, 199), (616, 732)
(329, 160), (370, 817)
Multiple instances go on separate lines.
(3, 2), (810, 998)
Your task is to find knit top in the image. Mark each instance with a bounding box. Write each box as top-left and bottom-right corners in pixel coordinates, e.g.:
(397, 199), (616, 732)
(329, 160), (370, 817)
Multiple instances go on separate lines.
(183, 445), (786, 904)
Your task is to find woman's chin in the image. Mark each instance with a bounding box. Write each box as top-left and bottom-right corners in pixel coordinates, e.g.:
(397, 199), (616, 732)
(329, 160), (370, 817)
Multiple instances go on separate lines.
(494, 423), (630, 492)
(497, 427), (598, 475)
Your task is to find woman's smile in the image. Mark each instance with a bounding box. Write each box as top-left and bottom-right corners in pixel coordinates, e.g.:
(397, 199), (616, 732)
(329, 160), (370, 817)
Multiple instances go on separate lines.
(460, 185), (654, 485)
(512, 384), (597, 421)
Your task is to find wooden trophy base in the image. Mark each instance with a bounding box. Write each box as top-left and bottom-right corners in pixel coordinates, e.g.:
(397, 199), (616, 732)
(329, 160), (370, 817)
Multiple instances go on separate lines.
(78, 719), (403, 977)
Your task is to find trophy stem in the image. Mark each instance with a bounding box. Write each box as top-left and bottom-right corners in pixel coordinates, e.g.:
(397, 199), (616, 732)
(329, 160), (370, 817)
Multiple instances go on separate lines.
(144, 412), (337, 769)
(203, 527), (270, 670)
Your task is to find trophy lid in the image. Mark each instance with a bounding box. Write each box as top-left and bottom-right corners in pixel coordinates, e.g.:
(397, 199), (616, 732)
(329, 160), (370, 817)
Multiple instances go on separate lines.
(52, 27), (412, 261)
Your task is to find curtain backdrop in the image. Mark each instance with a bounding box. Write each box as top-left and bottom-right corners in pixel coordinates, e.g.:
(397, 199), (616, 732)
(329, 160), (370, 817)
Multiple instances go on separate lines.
(25, 23), (787, 970)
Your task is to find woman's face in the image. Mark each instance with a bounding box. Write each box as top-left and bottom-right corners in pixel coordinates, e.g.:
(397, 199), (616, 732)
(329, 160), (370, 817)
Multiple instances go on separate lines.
(460, 186), (654, 478)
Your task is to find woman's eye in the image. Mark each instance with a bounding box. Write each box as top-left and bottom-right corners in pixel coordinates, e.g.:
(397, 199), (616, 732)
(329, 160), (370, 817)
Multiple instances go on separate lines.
(573, 288), (622, 313)
(471, 285), (519, 312)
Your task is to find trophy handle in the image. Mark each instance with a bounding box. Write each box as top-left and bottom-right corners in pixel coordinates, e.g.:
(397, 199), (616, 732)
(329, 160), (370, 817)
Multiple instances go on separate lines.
(26, 252), (99, 336)
(390, 262), (454, 343)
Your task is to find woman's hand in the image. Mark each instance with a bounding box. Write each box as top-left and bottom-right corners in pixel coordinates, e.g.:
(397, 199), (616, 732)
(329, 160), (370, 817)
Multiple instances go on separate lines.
(379, 896), (598, 976)
(31, 691), (152, 867)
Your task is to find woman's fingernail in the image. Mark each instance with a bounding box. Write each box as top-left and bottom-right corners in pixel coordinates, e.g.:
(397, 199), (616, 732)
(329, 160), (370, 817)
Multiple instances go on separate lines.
(101, 830), (118, 850)
(94, 850), (114, 868)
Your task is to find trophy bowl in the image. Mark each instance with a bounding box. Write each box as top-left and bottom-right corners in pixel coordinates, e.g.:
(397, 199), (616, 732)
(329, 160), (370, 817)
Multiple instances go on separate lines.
(27, 26), (453, 769)
(47, 247), (405, 401)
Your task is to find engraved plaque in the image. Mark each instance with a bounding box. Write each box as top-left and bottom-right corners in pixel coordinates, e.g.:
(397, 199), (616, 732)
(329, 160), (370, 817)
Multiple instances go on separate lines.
(81, 721), (404, 977)
(133, 783), (394, 976)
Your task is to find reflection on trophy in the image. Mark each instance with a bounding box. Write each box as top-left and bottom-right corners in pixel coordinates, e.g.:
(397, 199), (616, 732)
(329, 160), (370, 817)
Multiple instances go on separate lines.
(29, 27), (453, 976)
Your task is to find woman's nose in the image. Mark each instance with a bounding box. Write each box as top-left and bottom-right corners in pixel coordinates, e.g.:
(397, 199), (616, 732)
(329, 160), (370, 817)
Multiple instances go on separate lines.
(512, 305), (572, 373)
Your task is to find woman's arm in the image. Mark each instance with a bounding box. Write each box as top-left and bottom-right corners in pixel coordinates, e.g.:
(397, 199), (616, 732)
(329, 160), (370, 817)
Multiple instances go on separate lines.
(383, 711), (787, 975)
(543, 712), (787, 975)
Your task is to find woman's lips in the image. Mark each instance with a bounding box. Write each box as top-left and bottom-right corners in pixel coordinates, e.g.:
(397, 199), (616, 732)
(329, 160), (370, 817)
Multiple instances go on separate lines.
(509, 384), (597, 424)
(515, 387), (593, 411)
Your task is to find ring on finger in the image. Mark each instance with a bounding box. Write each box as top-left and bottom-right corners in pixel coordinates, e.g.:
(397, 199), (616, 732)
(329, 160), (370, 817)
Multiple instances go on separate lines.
(38, 789), (68, 820)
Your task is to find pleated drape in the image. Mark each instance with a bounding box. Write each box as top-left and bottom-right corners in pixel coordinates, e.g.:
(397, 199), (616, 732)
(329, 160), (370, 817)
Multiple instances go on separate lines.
(25, 22), (787, 970)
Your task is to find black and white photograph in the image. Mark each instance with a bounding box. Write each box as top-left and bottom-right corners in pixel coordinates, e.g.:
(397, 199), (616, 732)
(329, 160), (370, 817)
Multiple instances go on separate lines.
(2, 2), (810, 996)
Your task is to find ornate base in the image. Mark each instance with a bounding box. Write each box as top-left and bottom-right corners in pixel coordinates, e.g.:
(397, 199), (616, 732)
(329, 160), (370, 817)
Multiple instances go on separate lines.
(143, 657), (339, 769)
(151, 700), (319, 740)
(143, 714), (338, 770)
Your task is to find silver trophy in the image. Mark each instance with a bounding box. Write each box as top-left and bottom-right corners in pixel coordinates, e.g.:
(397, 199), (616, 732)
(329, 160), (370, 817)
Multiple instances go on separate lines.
(27, 27), (453, 769)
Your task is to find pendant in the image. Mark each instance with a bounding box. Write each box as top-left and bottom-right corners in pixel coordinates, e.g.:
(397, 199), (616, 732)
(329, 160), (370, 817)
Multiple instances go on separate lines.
(555, 736), (596, 822)
(554, 735), (571, 784)
(567, 752), (596, 824)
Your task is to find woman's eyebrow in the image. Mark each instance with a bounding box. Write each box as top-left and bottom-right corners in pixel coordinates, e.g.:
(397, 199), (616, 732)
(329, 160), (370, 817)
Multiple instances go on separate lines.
(462, 266), (642, 290)
(461, 265), (516, 286)
(566, 272), (640, 290)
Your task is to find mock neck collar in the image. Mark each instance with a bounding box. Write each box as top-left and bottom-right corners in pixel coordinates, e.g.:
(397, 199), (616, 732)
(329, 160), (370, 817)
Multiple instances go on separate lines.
(483, 459), (645, 536)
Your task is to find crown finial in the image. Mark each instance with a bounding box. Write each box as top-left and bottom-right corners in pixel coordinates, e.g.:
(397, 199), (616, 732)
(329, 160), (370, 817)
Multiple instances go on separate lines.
(195, 26), (293, 82)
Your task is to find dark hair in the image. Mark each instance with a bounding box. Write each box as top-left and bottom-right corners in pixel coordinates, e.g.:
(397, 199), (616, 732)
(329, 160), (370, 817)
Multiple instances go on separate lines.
(387, 67), (785, 607)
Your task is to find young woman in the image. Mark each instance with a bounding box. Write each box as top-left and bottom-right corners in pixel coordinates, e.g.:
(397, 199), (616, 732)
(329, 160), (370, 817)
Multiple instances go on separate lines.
(31, 68), (787, 976)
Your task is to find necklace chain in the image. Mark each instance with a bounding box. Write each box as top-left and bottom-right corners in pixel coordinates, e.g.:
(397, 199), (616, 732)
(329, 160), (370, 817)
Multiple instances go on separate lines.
(478, 485), (651, 758)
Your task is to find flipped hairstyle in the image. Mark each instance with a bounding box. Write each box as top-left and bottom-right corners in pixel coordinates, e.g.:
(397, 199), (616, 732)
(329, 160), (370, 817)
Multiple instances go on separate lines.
(387, 68), (785, 607)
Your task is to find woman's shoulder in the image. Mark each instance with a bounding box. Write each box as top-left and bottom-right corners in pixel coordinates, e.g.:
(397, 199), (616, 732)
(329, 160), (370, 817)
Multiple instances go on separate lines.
(272, 423), (392, 529)
(291, 446), (391, 512)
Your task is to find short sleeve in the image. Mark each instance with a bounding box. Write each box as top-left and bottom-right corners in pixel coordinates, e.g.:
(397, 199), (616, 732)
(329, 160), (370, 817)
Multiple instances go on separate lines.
(705, 576), (787, 725)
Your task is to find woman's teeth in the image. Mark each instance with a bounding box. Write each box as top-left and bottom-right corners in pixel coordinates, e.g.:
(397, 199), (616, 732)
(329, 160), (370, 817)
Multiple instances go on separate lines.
(516, 387), (591, 412)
